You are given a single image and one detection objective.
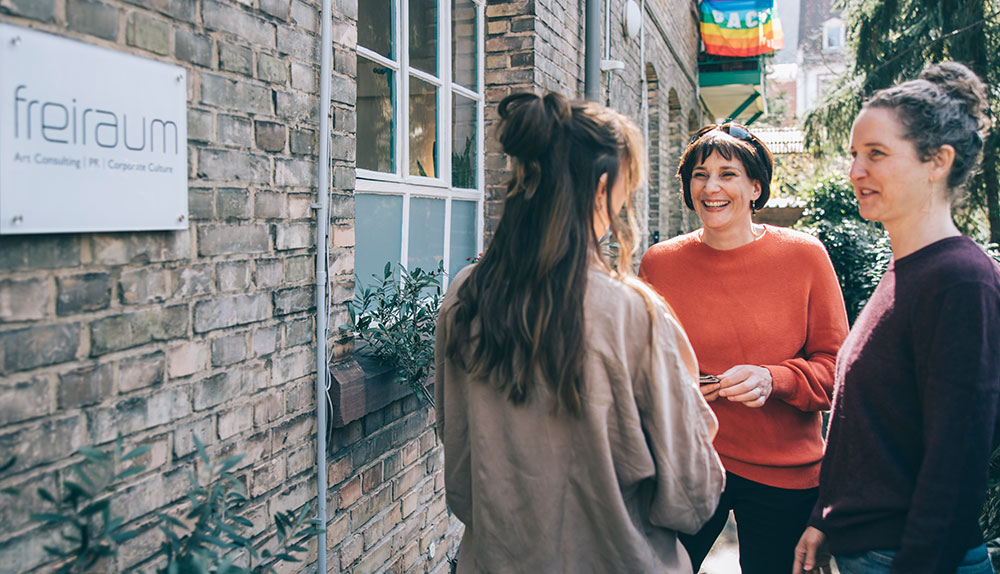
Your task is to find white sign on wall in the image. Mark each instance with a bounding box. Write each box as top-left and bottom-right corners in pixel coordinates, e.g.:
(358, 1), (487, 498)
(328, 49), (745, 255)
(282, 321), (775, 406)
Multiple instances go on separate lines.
(0, 23), (188, 234)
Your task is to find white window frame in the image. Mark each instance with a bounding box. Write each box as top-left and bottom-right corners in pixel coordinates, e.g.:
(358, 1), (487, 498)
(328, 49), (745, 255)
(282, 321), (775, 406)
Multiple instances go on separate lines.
(822, 18), (845, 52)
(356, 0), (486, 290)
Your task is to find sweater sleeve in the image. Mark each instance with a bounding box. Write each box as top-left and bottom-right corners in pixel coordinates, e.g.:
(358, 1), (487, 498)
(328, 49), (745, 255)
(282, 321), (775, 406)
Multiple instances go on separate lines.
(636, 306), (726, 535)
(890, 281), (1000, 574)
(767, 244), (849, 412)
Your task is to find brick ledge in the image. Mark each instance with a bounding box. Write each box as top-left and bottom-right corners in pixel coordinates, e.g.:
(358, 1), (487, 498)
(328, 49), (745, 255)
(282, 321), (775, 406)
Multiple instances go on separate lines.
(328, 356), (423, 429)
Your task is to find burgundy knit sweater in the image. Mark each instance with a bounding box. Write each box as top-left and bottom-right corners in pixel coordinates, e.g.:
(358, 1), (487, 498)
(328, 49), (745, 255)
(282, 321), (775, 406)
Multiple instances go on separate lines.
(810, 236), (1000, 573)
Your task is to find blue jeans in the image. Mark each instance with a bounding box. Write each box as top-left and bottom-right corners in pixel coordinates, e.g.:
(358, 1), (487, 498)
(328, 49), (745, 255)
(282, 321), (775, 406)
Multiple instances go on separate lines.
(835, 544), (993, 574)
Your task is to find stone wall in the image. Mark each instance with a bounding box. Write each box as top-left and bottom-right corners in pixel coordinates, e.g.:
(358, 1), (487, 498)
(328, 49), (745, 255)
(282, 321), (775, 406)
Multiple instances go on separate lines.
(0, 1), (458, 572)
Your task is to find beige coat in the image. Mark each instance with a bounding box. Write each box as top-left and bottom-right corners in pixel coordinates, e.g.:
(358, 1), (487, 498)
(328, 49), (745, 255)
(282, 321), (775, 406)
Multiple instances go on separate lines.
(435, 267), (725, 573)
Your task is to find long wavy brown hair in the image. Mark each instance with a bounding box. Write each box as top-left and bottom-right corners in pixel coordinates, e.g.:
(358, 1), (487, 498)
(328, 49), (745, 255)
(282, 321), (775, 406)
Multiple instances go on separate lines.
(444, 92), (644, 415)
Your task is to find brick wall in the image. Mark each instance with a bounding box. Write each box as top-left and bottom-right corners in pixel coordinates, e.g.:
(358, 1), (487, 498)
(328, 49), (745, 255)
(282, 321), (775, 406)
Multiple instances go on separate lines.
(0, 1), (458, 572)
(646, 65), (662, 239)
(643, 0), (702, 240)
(483, 0), (537, 240)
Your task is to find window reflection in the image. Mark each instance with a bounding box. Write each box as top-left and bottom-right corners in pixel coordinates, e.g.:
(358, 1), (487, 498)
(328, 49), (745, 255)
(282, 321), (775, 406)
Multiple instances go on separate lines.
(452, 94), (477, 189)
(409, 0), (437, 75)
(409, 77), (438, 178)
(452, 0), (477, 90)
(358, 58), (396, 173)
(359, 0), (393, 58)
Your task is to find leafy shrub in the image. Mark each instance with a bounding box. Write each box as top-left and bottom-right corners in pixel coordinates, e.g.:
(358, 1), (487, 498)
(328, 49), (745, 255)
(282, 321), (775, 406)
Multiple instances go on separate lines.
(349, 262), (445, 404)
(983, 445), (1000, 542)
(156, 437), (320, 574)
(29, 437), (147, 573)
(795, 176), (892, 324)
(9, 436), (319, 573)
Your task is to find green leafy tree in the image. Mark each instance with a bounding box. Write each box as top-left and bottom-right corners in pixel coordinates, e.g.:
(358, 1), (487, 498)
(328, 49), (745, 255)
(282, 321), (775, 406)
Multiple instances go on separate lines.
(795, 176), (892, 323)
(804, 0), (1000, 244)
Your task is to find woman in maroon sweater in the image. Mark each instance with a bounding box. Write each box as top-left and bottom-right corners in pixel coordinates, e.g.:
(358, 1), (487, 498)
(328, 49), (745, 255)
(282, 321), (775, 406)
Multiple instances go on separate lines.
(793, 62), (1000, 574)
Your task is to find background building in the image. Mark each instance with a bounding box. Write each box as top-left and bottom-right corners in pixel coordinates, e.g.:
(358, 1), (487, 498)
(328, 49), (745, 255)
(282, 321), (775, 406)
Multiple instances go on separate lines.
(796, 0), (846, 118)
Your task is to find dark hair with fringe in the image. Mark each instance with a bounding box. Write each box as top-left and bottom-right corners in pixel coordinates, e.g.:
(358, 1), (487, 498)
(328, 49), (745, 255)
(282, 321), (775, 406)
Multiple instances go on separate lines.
(865, 61), (990, 201)
(676, 123), (773, 212)
(444, 92), (644, 415)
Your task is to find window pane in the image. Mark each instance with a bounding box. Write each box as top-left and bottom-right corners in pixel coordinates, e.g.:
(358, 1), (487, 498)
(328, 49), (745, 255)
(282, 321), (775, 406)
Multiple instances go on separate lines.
(355, 194), (403, 293)
(408, 197), (445, 274)
(357, 57), (396, 173)
(409, 0), (437, 75)
(359, 0), (393, 59)
(452, 0), (478, 90)
(452, 94), (477, 189)
(409, 77), (438, 178)
(450, 200), (478, 277)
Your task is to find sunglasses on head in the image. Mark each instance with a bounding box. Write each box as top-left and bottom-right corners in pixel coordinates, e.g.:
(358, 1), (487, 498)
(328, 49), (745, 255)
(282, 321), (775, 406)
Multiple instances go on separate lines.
(691, 123), (755, 144)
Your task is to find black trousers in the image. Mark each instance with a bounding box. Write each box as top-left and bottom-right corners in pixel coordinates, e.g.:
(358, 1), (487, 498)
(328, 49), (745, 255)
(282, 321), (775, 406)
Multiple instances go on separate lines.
(679, 471), (818, 574)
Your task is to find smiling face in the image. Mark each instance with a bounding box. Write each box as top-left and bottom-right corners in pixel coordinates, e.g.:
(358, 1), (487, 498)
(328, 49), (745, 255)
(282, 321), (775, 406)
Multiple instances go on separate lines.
(689, 150), (761, 234)
(849, 107), (941, 228)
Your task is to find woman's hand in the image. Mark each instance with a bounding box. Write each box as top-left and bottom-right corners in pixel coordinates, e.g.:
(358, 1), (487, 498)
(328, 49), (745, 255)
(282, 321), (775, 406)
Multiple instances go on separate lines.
(793, 527), (831, 574)
(699, 381), (721, 402)
(718, 365), (772, 408)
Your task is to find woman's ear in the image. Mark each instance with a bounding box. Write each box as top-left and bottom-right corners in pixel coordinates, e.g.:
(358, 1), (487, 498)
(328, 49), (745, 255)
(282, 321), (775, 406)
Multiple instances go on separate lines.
(753, 181), (762, 200)
(596, 172), (609, 198)
(929, 144), (956, 183)
(594, 172), (609, 208)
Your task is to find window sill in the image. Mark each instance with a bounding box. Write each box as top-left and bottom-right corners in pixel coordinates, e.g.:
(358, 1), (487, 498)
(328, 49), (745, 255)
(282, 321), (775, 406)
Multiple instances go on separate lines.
(328, 355), (431, 428)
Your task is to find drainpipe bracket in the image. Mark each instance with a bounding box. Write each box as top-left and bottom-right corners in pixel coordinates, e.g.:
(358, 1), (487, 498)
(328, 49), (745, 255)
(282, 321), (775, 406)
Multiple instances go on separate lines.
(601, 59), (625, 72)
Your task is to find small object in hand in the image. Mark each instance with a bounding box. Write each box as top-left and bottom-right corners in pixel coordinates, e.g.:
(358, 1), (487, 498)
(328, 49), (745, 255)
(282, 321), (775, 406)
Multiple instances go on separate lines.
(699, 374), (721, 385)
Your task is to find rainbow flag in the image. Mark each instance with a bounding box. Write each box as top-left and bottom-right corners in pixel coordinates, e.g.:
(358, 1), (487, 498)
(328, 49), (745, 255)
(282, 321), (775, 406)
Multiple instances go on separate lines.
(700, 0), (785, 57)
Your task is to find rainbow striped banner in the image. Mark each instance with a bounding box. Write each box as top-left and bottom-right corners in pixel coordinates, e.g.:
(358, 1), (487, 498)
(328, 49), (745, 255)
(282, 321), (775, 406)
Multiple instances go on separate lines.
(700, 0), (785, 57)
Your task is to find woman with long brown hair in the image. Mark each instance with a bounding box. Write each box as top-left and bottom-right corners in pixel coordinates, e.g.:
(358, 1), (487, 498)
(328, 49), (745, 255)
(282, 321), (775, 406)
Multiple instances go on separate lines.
(435, 92), (725, 573)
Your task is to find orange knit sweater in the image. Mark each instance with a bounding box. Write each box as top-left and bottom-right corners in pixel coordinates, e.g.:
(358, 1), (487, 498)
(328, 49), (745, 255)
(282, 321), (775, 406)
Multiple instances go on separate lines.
(639, 225), (849, 489)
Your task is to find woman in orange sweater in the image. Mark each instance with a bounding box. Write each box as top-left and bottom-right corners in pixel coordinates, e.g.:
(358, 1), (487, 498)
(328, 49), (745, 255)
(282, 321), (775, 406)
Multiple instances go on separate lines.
(639, 124), (848, 574)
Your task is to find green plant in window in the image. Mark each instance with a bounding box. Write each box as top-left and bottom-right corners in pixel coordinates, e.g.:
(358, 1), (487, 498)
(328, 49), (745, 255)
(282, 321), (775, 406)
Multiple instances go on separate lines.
(349, 262), (444, 404)
(452, 135), (475, 189)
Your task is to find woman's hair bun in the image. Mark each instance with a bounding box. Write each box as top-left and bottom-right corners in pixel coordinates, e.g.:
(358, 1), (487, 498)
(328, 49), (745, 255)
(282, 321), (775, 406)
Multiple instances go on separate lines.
(498, 92), (572, 161)
(919, 61), (990, 131)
